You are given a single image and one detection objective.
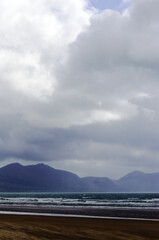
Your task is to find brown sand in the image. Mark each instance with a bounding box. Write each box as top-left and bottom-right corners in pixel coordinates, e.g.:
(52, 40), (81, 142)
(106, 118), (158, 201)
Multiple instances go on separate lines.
(0, 214), (159, 240)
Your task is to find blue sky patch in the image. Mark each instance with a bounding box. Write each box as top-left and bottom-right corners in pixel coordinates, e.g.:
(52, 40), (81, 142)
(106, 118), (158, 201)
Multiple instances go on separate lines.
(89, 0), (130, 12)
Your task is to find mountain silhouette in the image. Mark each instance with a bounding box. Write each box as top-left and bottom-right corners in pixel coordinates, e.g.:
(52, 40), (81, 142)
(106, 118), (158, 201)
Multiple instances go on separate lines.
(0, 163), (158, 192)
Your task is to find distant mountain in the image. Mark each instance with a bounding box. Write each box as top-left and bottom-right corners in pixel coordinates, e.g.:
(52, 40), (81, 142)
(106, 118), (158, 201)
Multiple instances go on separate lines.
(81, 177), (118, 192)
(0, 163), (82, 192)
(0, 163), (158, 192)
(116, 170), (159, 192)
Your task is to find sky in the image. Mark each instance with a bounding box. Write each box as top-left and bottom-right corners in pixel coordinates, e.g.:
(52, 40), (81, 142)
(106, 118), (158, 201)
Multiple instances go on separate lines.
(0, 0), (159, 179)
(89, 0), (127, 11)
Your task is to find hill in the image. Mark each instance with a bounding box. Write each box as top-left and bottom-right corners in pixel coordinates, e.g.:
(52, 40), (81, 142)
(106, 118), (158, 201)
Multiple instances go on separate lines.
(116, 170), (159, 192)
(0, 163), (158, 192)
(0, 163), (82, 192)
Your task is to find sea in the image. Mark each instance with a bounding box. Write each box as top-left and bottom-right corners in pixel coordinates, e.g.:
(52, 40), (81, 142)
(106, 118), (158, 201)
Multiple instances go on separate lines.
(0, 192), (159, 210)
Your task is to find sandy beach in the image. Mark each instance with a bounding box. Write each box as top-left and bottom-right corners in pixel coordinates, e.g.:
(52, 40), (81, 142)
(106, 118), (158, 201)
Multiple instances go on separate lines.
(0, 214), (159, 240)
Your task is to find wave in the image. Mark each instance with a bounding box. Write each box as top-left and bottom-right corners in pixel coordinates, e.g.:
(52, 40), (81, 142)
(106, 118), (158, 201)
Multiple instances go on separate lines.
(0, 193), (159, 209)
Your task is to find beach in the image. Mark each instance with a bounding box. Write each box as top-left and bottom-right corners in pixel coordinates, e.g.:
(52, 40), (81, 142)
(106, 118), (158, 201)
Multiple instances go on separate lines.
(1, 205), (159, 219)
(0, 214), (159, 240)
(0, 193), (159, 240)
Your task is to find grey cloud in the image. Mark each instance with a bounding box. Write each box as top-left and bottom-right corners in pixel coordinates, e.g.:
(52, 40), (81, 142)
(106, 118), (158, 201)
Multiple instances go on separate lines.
(0, 0), (159, 177)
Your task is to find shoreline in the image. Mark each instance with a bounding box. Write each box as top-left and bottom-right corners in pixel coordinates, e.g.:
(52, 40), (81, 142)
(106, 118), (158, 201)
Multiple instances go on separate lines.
(1, 210), (159, 222)
(0, 205), (159, 219)
(0, 214), (159, 239)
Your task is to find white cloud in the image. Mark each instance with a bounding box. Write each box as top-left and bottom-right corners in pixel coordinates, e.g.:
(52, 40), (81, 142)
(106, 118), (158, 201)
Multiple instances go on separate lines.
(1, 0), (159, 177)
(0, 0), (91, 100)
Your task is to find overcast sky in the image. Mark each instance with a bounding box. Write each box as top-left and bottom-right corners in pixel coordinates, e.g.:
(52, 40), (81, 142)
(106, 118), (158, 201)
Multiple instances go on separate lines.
(0, 0), (159, 179)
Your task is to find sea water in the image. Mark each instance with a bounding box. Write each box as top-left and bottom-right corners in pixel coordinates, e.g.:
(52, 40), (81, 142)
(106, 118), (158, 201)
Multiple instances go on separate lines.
(0, 192), (159, 209)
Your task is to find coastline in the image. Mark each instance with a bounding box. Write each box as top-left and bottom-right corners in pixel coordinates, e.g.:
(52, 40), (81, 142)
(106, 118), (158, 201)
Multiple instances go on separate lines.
(0, 213), (159, 240)
(1, 211), (159, 222)
(0, 205), (159, 219)
(0, 205), (159, 239)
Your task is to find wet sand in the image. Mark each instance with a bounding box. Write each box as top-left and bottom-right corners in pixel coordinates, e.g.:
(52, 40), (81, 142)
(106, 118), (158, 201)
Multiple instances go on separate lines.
(0, 214), (159, 240)
(0, 205), (159, 219)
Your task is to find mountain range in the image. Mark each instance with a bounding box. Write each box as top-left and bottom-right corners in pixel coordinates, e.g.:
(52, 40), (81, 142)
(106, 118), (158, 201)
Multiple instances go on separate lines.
(0, 163), (158, 192)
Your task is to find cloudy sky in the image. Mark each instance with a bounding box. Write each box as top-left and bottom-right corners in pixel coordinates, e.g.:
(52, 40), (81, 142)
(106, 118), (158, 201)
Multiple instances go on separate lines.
(0, 0), (159, 179)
